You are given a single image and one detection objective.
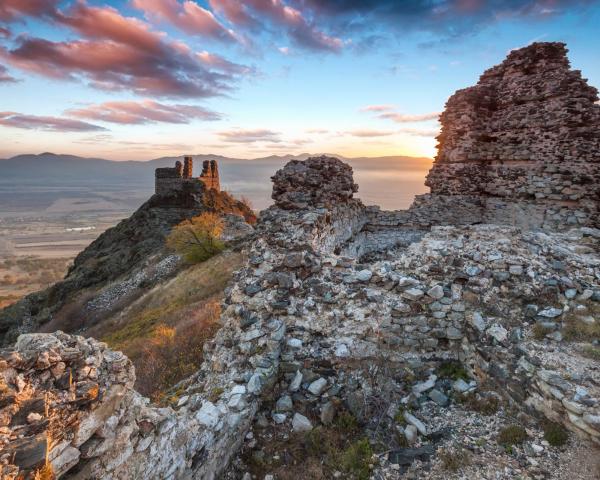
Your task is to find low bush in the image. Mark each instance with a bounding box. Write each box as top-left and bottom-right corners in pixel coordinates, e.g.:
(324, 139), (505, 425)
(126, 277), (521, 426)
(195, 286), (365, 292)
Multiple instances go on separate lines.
(582, 345), (600, 360)
(437, 361), (470, 381)
(166, 212), (225, 264)
(462, 393), (501, 415)
(438, 446), (471, 472)
(134, 301), (221, 402)
(542, 420), (569, 447)
(497, 425), (528, 449)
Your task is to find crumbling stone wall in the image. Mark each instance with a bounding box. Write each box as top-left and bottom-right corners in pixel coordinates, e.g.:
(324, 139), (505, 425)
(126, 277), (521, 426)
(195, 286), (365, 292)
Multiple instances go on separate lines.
(425, 42), (600, 229)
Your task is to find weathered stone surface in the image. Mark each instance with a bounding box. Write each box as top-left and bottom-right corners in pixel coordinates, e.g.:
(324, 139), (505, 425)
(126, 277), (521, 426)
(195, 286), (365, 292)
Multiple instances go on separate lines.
(425, 42), (600, 230)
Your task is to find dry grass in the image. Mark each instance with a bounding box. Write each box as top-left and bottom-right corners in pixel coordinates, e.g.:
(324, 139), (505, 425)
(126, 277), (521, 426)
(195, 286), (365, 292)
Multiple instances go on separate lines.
(134, 302), (221, 402)
(438, 445), (472, 472)
(562, 302), (600, 342)
(100, 250), (244, 400)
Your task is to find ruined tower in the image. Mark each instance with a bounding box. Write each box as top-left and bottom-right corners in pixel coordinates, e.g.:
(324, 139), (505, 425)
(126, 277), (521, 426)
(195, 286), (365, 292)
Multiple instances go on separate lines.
(198, 160), (220, 191)
(155, 156), (221, 195)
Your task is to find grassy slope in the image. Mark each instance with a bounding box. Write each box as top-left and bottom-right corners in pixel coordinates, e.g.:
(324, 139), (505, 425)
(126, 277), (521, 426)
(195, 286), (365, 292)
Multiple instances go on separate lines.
(93, 249), (245, 400)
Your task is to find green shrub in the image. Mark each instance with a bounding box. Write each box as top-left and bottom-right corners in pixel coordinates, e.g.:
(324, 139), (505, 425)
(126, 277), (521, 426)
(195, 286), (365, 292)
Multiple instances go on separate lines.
(339, 438), (373, 480)
(438, 446), (471, 472)
(437, 361), (469, 381)
(542, 421), (569, 447)
(497, 425), (528, 449)
(166, 212), (225, 264)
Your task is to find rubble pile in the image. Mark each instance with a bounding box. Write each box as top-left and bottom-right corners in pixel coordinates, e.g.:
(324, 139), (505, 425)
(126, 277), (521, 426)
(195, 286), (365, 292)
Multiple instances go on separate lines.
(271, 156), (359, 210)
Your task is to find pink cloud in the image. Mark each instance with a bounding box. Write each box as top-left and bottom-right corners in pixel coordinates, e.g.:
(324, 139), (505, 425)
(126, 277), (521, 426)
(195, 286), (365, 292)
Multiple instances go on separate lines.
(0, 27), (11, 39)
(346, 129), (395, 137)
(55, 3), (164, 51)
(67, 100), (222, 124)
(361, 105), (440, 123)
(132, 0), (240, 43)
(0, 65), (18, 83)
(210, 0), (343, 52)
(359, 104), (395, 112)
(196, 51), (253, 75)
(217, 128), (281, 143)
(208, 0), (258, 28)
(0, 2), (250, 98)
(0, 0), (58, 22)
(0, 111), (105, 132)
(379, 112), (440, 122)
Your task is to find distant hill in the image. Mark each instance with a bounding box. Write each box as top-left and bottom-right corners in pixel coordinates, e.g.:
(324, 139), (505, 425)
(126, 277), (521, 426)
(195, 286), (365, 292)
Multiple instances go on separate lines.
(0, 152), (432, 211)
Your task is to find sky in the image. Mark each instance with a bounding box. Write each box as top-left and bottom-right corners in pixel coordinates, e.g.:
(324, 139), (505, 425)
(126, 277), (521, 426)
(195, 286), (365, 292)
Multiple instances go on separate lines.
(0, 0), (599, 161)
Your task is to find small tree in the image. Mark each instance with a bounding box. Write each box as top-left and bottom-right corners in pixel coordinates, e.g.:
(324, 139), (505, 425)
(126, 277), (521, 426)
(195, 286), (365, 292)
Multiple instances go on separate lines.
(166, 212), (225, 263)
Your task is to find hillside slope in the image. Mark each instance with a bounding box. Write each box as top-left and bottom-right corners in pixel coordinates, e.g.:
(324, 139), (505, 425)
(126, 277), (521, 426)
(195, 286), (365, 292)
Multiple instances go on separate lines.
(0, 181), (255, 345)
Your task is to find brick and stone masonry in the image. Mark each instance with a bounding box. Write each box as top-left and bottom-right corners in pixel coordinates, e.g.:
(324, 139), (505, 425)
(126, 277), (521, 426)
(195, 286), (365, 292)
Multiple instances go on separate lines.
(155, 156), (221, 195)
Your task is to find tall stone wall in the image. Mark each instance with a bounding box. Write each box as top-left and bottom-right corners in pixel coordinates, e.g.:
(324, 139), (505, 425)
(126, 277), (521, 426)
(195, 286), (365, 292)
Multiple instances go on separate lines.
(425, 42), (600, 229)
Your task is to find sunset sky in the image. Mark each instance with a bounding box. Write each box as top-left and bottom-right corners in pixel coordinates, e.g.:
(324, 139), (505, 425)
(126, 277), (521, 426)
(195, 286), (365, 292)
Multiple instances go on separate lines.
(1, 0), (599, 161)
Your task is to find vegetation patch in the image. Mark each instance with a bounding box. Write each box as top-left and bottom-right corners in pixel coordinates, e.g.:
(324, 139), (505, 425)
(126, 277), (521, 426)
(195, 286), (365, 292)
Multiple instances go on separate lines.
(243, 410), (374, 480)
(134, 303), (220, 402)
(497, 425), (528, 450)
(532, 323), (554, 340)
(438, 445), (472, 472)
(166, 212), (225, 264)
(101, 250), (244, 401)
(542, 420), (569, 447)
(437, 361), (470, 381)
(562, 303), (600, 342)
(582, 345), (600, 360)
(462, 392), (501, 415)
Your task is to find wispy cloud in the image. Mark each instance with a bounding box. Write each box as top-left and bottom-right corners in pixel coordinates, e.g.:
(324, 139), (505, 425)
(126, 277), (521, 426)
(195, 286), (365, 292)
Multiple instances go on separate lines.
(0, 112), (106, 132)
(345, 129), (395, 137)
(398, 127), (439, 137)
(359, 104), (395, 113)
(217, 128), (281, 143)
(132, 0), (242, 44)
(209, 0), (343, 52)
(67, 100), (222, 125)
(0, 65), (18, 83)
(0, 1), (251, 98)
(360, 105), (440, 123)
(379, 112), (440, 123)
(0, 0), (58, 22)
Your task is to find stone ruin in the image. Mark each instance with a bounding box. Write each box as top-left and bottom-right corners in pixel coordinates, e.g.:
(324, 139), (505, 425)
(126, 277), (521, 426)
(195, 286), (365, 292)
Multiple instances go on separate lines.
(1, 42), (599, 480)
(155, 156), (221, 195)
(424, 42), (600, 230)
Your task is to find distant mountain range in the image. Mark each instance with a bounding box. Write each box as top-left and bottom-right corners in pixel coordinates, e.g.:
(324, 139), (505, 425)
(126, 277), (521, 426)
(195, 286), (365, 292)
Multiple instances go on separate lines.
(0, 152), (433, 210)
